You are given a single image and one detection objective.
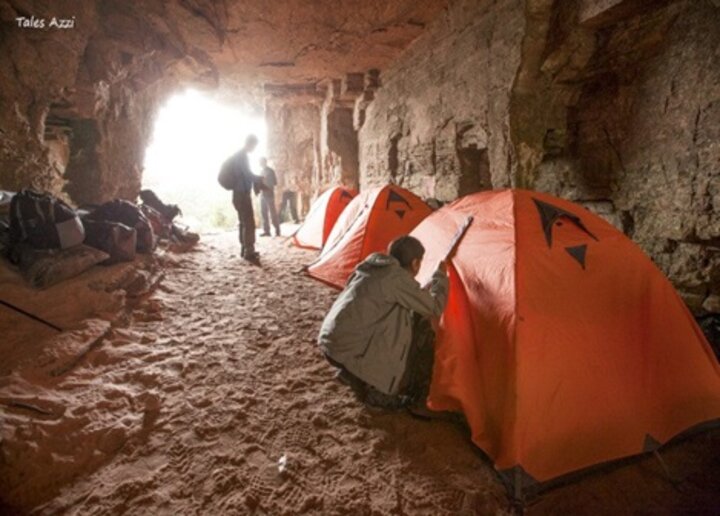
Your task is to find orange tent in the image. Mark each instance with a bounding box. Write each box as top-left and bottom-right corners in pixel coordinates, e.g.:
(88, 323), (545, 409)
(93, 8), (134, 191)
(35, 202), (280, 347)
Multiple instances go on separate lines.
(308, 184), (432, 288)
(292, 187), (356, 250)
(412, 189), (720, 491)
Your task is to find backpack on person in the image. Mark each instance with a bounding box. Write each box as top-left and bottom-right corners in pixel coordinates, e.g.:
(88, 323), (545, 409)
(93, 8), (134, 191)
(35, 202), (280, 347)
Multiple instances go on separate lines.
(9, 189), (85, 250)
(218, 158), (236, 190)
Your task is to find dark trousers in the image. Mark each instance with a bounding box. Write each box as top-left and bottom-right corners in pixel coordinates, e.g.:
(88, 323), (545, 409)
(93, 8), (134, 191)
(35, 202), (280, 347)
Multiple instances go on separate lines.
(328, 316), (435, 409)
(260, 190), (280, 234)
(280, 190), (300, 223)
(233, 190), (255, 257)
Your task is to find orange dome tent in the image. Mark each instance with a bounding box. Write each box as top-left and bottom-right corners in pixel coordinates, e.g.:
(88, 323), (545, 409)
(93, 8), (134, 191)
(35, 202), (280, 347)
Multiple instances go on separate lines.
(292, 187), (356, 250)
(307, 184), (432, 288)
(412, 189), (720, 492)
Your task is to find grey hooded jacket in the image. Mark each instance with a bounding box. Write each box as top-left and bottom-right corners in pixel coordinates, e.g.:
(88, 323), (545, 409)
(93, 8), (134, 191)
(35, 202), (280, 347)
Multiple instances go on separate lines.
(318, 253), (449, 395)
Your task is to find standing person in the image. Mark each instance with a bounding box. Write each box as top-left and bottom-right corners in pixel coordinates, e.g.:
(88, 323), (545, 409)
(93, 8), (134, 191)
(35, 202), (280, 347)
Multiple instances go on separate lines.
(318, 235), (449, 410)
(222, 134), (264, 264)
(279, 176), (301, 224)
(258, 157), (281, 237)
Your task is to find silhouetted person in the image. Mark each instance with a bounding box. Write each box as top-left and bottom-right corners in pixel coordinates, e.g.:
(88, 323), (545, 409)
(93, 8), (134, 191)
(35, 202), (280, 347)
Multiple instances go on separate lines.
(224, 134), (264, 264)
(280, 176), (300, 224)
(258, 157), (281, 237)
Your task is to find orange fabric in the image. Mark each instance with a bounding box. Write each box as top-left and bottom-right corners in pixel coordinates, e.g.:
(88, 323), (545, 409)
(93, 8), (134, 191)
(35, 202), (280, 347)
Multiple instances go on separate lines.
(413, 189), (720, 483)
(308, 185), (432, 288)
(292, 187), (356, 250)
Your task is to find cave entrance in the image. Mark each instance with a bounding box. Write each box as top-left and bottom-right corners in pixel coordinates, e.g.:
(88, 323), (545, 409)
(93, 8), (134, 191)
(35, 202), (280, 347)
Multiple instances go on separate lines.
(143, 89), (267, 233)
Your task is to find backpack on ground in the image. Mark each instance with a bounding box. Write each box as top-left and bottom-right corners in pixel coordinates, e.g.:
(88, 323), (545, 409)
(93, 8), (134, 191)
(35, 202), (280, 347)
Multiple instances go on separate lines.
(140, 204), (172, 240)
(139, 189), (182, 221)
(83, 220), (137, 264)
(86, 200), (156, 253)
(218, 158), (236, 190)
(9, 189), (85, 250)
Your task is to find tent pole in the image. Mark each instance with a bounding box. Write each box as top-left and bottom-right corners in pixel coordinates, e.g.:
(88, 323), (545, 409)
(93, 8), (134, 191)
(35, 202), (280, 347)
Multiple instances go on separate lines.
(0, 299), (63, 332)
(514, 468), (522, 501)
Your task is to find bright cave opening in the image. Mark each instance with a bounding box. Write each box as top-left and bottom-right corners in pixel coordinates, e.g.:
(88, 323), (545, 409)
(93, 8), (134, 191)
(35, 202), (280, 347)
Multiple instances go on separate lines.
(143, 89), (268, 233)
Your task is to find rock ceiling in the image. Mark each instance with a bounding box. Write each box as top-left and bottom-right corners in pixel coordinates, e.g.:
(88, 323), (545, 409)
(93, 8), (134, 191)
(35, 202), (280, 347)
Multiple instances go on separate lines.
(1, 0), (449, 106)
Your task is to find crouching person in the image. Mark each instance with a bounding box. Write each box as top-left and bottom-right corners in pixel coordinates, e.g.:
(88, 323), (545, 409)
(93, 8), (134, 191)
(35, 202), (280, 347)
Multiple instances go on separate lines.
(318, 235), (449, 410)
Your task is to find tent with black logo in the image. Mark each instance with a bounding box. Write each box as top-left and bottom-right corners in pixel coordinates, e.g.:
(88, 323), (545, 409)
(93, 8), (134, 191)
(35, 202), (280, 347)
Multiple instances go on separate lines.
(307, 185), (432, 288)
(411, 189), (720, 493)
(292, 186), (356, 250)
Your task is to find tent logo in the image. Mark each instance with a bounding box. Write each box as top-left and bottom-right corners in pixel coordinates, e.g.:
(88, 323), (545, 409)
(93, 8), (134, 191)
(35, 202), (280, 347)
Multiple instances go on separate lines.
(386, 189), (412, 219)
(565, 244), (588, 269)
(532, 198), (598, 270)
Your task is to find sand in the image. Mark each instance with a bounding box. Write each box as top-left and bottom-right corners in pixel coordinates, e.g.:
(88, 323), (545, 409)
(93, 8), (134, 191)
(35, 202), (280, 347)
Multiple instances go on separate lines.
(0, 230), (719, 515)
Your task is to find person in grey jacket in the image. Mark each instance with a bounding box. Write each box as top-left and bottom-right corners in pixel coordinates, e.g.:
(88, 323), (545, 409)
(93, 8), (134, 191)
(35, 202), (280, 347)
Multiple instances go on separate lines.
(318, 235), (449, 409)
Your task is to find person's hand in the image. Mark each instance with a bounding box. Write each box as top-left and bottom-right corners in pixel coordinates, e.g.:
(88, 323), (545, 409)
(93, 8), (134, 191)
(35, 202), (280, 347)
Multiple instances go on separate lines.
(437, 260), (447, 274)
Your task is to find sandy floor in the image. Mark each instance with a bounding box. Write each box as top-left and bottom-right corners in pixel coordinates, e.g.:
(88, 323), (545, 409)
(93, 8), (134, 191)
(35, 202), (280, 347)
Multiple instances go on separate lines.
(1, 230), (719, 515)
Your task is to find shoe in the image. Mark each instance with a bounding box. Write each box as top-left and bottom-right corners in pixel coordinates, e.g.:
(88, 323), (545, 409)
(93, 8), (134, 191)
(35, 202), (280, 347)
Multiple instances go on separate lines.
(274, 228), (281, 237)
(406, 404), (438, 420)
(335, 368), (353, 386)
(363, 388), (407, 410)
(260, 232), (271, 237)
(243, 252), (261, 265)
(407, 404), (460, 421)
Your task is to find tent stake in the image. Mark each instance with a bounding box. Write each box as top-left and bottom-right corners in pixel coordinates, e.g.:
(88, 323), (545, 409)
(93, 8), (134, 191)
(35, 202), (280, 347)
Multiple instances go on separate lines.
(653, 449), (680, 485)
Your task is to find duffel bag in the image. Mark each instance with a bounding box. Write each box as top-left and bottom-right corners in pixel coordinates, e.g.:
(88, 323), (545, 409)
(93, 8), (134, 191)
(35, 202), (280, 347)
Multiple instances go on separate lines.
(87, 199), (156, 253)
(140, 204), (172, 240)
(9, 189), (85, 250)
(83, 219), (137, 264)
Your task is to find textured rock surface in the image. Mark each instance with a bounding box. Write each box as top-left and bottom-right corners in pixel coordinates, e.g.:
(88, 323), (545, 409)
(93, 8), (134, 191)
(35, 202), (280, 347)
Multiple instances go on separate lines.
(357, 0), (720, 314)
(0, 0), (718, 310)
(0, 0), (447, 203)
(359, 0), (524, 200)
(535, 1), (720, 313)
(265, 102), (321, 213)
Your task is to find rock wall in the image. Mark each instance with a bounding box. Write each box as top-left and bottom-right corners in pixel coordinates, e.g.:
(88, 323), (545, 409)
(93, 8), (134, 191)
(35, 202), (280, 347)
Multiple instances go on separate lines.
(0, 1), (98, 199)
(356, 0), (720, 316)
(265, 101), (321, 213)
(358, 0), (526, 200)
(0, 1), (200, 205)
(534, 0), (720, 315)
(1, 0), (717, 314)
(0, 0), (447, 207)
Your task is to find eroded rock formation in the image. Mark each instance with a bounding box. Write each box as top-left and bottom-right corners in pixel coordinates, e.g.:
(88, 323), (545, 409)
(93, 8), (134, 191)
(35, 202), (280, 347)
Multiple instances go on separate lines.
(0, 0), (718, 314)
(357, 0), (720, 316)
(0, 0), (446, 203)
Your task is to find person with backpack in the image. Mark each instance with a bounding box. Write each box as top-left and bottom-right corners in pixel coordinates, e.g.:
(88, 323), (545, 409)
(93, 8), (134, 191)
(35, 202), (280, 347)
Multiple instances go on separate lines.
(318, 235), (449, 410)
(219, 134), (266, 264)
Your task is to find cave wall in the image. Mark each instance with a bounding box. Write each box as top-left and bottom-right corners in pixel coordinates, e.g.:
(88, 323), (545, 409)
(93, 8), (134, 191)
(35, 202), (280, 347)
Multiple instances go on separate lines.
(356, 0), (719, 315)
(1, 0), (717, 313)
(264, 75), (364, 214)
(0, 1), (194, 205)
(358, 0), (526, 201)
(534, 0), (720, 314)
(1, 0), (447, 209)
(265, 101), (321, 214)
(0, 1), (97, 199)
